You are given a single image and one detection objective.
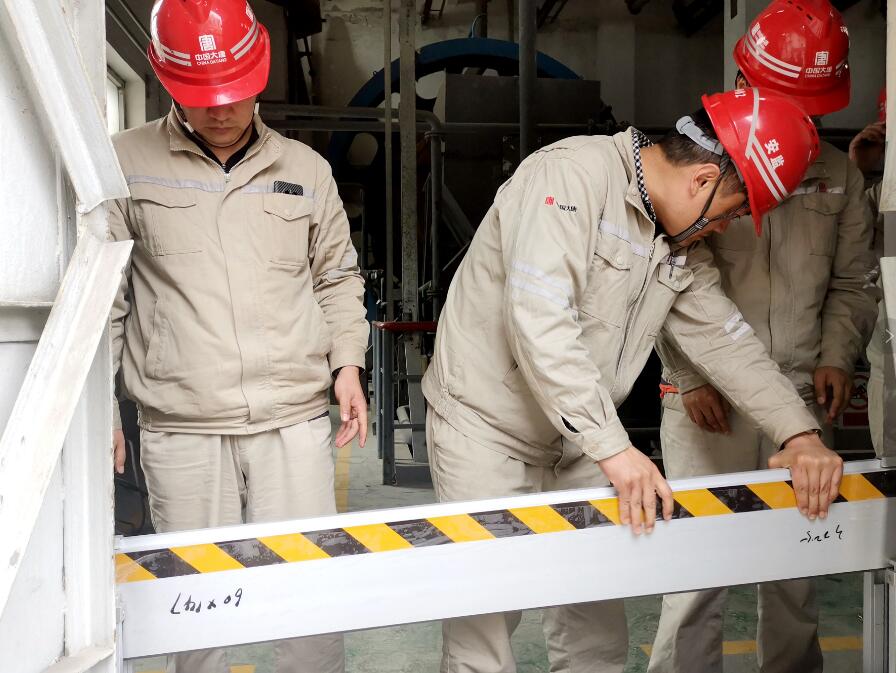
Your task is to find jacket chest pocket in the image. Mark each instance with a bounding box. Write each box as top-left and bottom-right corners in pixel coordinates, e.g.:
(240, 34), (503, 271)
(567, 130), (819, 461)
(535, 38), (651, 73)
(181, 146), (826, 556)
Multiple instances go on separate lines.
(131, 185), (202, 256)
(801, 192), (847, 257)
(263, 193), (313, 267)
(580, 234), (633, 328)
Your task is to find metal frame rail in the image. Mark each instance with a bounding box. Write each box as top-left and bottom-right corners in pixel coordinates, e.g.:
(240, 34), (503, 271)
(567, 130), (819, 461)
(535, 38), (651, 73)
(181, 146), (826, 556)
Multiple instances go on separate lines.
(372, 321), (438, 485)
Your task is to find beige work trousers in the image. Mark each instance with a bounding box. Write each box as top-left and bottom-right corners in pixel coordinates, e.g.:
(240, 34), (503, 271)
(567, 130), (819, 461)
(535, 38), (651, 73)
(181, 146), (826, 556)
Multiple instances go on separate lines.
(140, 416), (344, 673)
(647, 395), (827, 673)
(427, 411), (628, 673)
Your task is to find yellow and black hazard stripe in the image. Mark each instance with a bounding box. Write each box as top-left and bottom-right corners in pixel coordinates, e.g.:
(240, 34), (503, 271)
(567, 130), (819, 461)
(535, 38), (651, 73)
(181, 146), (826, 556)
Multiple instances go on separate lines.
(116, 468), (896, 584)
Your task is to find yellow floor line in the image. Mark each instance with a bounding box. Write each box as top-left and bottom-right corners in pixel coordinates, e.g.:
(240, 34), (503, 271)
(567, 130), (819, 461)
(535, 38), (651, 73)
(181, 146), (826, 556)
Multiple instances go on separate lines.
(640, 636), (861, 658)
(722, 640), (758, 655)
(820, 635), (863, 651)
(334, 426), (353, 513)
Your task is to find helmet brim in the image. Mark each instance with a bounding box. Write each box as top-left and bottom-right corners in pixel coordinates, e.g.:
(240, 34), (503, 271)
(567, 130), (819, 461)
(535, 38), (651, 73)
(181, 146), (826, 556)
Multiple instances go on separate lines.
(784, 77), (851, 117)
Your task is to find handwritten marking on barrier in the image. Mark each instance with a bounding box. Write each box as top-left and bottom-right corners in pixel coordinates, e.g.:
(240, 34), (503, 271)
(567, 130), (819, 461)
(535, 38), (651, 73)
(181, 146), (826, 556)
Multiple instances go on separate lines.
(799, 524), (844, 545)
(170, 587), (243, 615)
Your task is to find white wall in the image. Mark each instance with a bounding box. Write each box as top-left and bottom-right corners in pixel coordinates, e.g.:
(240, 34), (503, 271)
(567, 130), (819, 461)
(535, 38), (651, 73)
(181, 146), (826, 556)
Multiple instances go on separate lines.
(0, 1), (117, 670)
(0, 4), (70, 667)
(0, 452), (65, 671)
(0, 32), (65, 304)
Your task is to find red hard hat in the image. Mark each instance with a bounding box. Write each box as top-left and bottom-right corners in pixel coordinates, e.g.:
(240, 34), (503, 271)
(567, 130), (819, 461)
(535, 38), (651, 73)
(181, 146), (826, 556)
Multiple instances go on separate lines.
(733, 0), (850, 116)
(703, 88), (820, 233)
(879, 87), (887, 123)
(148, 0), (271, 107)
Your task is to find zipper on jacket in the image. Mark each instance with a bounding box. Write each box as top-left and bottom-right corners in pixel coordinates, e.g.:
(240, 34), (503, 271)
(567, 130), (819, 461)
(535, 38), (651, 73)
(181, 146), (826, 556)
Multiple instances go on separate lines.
(217, 134), (271, 186)
(171, 121), (271, 187)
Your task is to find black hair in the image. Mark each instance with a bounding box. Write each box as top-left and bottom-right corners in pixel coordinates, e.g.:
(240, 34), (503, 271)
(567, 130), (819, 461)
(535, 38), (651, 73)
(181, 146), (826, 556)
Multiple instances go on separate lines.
(658, 108), (743, 195)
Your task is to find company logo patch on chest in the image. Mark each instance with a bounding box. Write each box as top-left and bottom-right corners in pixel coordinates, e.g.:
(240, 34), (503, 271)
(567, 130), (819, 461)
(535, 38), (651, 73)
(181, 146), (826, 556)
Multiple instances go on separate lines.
(790, 181), (844, 196)
(544, 195), (577, 213)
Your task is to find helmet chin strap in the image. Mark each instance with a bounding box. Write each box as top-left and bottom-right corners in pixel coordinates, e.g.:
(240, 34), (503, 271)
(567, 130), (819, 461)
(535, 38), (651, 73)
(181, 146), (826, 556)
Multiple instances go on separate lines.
(668, 216), (711, 245)
(667, 158), (728, 245)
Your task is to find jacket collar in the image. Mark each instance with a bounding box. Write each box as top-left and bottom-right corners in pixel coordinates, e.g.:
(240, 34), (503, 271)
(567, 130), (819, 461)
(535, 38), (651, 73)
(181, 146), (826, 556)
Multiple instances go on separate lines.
(801, 156), (830, 182)
(613, 129), (662, 227)
(164, 107), (283, 190)
(165, 106), (280, 164)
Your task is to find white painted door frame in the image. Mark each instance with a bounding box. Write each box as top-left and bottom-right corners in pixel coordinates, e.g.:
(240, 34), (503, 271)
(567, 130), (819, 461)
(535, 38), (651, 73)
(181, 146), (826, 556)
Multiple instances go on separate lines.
(0, 2), (130, 672)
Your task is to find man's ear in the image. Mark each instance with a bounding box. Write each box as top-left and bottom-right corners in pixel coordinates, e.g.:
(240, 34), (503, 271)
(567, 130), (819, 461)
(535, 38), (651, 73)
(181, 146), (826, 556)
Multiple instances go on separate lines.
(692, 163), (721, 195)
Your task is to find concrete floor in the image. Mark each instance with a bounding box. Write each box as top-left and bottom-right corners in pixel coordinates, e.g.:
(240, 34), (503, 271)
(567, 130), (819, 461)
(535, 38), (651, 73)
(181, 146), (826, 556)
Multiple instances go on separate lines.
(133, 410), (865, 673)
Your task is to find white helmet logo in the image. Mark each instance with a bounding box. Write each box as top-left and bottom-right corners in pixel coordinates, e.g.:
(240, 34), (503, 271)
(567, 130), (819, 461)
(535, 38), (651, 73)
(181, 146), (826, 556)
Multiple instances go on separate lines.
(764, 138), (784, 170)
(814, 51), (829, 66)
(199, 34), (217, 52)
(751, 24), (768, 49)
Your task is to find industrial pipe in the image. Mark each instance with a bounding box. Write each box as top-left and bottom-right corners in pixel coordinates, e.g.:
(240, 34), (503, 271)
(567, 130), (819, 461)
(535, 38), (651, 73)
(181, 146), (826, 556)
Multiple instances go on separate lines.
(518, 0), (536, 160)
(384, 0), (395, 319)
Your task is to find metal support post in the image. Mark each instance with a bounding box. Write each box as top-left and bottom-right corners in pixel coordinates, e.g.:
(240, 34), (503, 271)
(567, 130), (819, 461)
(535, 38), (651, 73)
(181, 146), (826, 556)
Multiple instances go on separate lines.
(887, 561), (896, 673)
(865, 569), (889, 672)
(372, 322), (436, 485)
(399, 0), (419, 321)
(474, 0), (488, 37)
(429, 130), (444, 317)
(518, 0), (536, 161)
(383, 0), (395, 320)
(372, 325), (382, 458)
(381, 328), (395, 484)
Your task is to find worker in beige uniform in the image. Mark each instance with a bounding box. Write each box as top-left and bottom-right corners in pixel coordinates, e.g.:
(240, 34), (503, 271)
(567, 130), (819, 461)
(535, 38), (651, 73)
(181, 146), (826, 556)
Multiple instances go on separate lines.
(850, 88), (890, 458)
(649, 3), (876, 673)
(108, 2), (368, 672)
(423, 86), (843, 673)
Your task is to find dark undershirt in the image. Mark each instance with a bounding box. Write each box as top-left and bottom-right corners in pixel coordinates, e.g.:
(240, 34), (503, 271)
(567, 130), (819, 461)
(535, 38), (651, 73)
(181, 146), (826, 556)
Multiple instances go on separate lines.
(187, 126), (259, 173)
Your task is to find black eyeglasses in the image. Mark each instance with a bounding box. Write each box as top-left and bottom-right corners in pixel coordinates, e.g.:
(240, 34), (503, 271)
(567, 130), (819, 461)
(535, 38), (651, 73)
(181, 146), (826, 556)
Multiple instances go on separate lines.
(699, 198), (751, 226)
